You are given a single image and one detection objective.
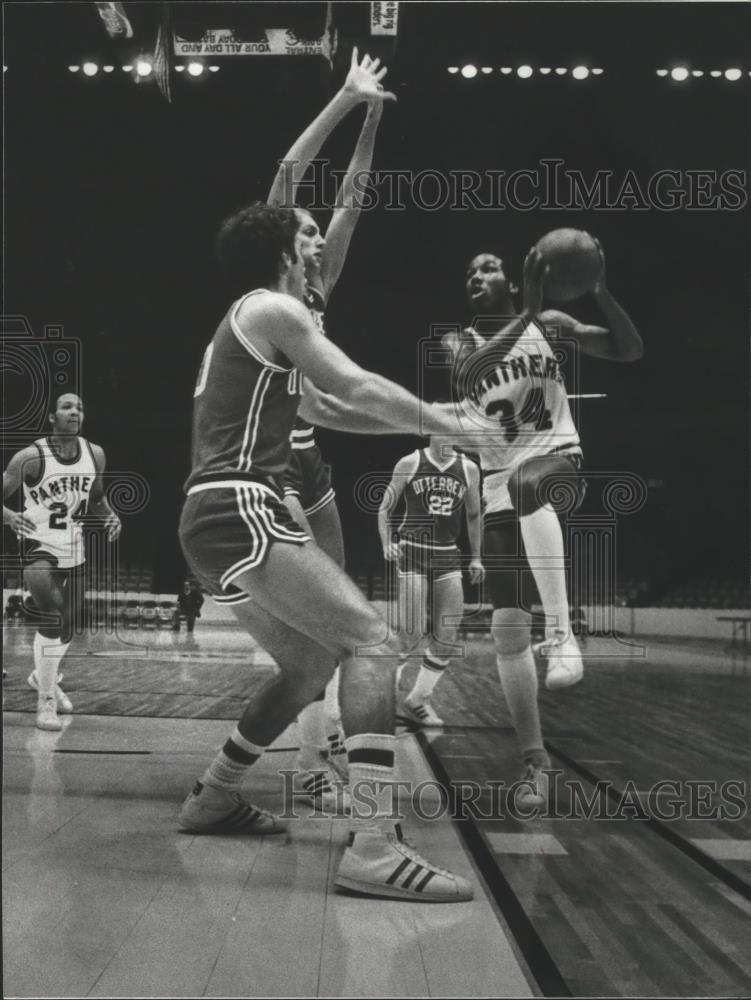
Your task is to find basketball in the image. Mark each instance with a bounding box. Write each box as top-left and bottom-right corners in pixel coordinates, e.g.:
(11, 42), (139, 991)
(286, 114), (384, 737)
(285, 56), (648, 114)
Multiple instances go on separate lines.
(535, 228), (603, 302)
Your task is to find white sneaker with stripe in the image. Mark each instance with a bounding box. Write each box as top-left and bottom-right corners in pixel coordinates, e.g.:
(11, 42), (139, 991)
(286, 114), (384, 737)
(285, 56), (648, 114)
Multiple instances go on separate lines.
(178, 781), (287, 834)
(296, 768), (351, 815)
(335, 824), (473, 902)
(401, 696), (444, 727)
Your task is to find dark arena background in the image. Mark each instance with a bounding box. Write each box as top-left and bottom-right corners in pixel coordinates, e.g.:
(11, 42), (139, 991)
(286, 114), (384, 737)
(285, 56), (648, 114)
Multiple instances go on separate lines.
(2, 3), (750, 998)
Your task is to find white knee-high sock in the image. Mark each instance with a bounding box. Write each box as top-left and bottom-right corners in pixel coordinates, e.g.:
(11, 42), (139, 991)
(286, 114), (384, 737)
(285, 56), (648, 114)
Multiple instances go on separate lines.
(519, 505), (571, 639)
(324, 666), (342, 729)
(33, 634), (69, 698)
(296, 699), (328, 770)
(408, 650), (449, 701)
(346, 733), (398, 835)
(496, 648), (546, 762)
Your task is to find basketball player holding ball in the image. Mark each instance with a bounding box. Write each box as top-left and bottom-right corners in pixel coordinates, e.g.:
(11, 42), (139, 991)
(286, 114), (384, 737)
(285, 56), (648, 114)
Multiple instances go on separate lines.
(2, 393), (121, 731)
(445, 233), (642, 805)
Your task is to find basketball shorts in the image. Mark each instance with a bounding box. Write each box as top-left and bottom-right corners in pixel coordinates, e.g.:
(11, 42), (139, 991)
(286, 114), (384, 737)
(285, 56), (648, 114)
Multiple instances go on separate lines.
(397, 540), (463, 582)
(281, 443), (335, 517)
(179, 480), (309, 605)
(482, 452), (585, 611)
(22, 534), (85, 571)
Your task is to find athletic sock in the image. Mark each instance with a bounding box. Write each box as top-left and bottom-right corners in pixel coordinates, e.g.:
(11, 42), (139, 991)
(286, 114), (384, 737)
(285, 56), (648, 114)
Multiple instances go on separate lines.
(518, 505), (571, 639)
(203, 727), (267, 790)
(495, 648), (545, 761)
(33, 633), (70, 698)
(345, 733), (398, 835)
(295, 698), (328, 771)
(323, 666), (342, 728)
(407, 650), (449, 702)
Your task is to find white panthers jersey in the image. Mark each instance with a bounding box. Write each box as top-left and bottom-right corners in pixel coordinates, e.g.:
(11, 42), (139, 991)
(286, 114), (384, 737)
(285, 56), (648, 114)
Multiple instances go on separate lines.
(22, 437), (98, 568)
(454, 320), (581, 514)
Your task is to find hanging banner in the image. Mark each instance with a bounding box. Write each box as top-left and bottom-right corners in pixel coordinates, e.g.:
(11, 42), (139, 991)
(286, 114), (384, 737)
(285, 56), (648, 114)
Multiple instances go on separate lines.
(174, 28), (329, 57)
(370, 2), (399, 36)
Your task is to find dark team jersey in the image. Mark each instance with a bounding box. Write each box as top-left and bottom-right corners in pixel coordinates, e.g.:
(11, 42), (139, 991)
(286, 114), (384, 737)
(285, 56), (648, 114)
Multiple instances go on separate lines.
(185, 289), (302, 492)
(397, 449), (473, 548)
(290, 285), (326, 451)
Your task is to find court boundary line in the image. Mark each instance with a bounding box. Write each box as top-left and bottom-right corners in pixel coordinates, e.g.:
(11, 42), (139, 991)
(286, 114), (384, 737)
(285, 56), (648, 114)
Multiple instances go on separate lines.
(546, 740), (751, 904)
(415, 729), (572, 999)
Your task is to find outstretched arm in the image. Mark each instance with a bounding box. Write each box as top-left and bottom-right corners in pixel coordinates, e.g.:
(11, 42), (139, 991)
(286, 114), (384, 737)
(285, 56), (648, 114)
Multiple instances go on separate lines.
(237, 293), (464, 439)
(320, 97), (386, 299)
(298, 378), (425, 435)
(267, 48), (393, 209)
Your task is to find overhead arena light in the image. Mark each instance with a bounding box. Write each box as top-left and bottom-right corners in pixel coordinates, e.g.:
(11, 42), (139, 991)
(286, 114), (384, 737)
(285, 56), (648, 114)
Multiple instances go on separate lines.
(209, 66), (220, 73)
(539, 67), (552, 75)
(724, 68), (742, 81)
(592, 68), (604, 76)
(187, 61), (205, 77)
(517, 65), (533, 78)
(68, 65), (80, 73)
(103, 65), (115, 73)
(481, 66), (493, 74)
(656, 69), (668, 77)
(670, 66), (690, 81)
(555, 67), (567, 75)
(175, 65), (185, 73)
(447, 66), (459, 74)
(572, 65), (590, 79)
(710, 70), (722, 78)
(82, 61), (99, 77)
(135, 58), (153, 77)
(500, 67), (513, 75)
(691, 70), (704, 78)
(461, 65), (478, 79)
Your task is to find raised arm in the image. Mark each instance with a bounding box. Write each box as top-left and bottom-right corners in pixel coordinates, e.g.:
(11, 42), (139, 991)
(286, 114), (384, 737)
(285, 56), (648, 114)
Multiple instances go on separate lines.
(3, 447), (40, 538)
(539, 241), (643, 362)
(378, 454), (416, 561)
(240, 293), (467, 439)
(320, 98), (385, 299)
(267, 48), (393, 209)
(88, 444), (122, 541)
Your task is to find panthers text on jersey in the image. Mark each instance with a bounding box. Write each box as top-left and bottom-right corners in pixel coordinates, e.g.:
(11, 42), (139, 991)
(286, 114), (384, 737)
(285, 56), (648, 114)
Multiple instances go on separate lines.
(22, 437), (98, 568)
(453, 319), (581, 514)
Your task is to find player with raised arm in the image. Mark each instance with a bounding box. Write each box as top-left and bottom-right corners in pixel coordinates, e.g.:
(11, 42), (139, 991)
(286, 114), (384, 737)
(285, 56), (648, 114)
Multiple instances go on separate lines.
(267, 49), (394, 802)
(2, 393), (121, 730)
(378, 437), (484, 725)
(444, 241), (642, 804)
(178, 202), (473, 901)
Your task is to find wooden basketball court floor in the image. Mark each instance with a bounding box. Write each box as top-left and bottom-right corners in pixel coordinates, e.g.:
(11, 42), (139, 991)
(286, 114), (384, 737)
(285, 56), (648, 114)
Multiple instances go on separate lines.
(3, 621), (750, 998)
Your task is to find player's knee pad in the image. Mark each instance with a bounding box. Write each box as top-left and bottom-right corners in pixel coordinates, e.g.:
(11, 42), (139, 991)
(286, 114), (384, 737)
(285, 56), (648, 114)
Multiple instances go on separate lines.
(509, 454), (583, 517)
(490, 608), (532, 656)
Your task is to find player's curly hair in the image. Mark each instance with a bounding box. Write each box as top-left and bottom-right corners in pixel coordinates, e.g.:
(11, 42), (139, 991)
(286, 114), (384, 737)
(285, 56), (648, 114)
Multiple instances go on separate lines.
(215, 202), (299, 291)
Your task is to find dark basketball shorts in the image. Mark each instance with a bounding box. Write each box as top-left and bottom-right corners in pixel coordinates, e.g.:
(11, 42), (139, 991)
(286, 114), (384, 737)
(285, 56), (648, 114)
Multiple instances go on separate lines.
(281, 443), (335, 517)
(482, 452), (585, 611)
(179, 480), (309, 606)
(397, 540), (463, 582)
